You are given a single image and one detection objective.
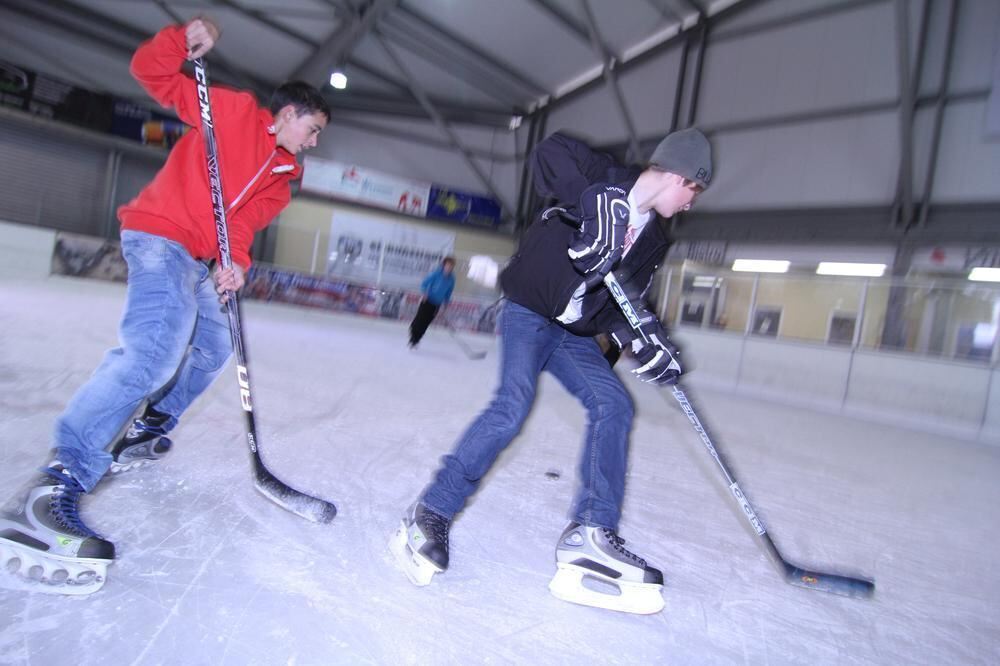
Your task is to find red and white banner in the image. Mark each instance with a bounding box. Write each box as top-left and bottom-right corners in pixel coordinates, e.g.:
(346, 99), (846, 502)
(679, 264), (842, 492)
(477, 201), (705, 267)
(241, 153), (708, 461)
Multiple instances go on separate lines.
(301, 156), (431, 217)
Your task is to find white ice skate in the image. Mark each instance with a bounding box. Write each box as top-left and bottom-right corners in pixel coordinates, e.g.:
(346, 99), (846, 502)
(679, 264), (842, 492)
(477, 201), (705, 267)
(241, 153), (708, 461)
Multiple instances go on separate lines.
(548, 522), (664, 615)
(0, 464), (115, 595)
(388, 502), (450, 586)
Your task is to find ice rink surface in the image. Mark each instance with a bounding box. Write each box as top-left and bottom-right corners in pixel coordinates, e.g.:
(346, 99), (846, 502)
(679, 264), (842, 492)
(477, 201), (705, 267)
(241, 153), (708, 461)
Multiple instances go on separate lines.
(1, 276), (998, 665)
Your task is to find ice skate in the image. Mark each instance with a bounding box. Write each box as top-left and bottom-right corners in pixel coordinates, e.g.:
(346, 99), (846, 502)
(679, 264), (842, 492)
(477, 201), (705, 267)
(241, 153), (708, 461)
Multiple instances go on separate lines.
(548, 522), (664, 614)
(109, 404), (173, 473)
(0, 463), (116, 595)
(389, 502), (450, 586)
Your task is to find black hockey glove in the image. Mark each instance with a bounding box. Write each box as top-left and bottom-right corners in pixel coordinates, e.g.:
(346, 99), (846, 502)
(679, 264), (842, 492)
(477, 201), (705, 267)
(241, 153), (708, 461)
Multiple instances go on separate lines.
(609, 308), (683, 386)
(566, 183), (629, 289)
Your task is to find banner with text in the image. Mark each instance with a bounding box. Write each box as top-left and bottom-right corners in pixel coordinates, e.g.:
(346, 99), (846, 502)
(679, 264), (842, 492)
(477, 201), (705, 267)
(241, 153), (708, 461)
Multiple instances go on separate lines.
(302, 157), (431, 217)
(327, 212), (455, 290)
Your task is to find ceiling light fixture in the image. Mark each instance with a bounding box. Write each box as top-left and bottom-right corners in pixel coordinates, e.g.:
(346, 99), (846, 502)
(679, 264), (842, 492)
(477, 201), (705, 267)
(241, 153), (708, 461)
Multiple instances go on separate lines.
(816, 262), (886, 277)
(329, 70), (347, 90)
(731, 259), (790, 273)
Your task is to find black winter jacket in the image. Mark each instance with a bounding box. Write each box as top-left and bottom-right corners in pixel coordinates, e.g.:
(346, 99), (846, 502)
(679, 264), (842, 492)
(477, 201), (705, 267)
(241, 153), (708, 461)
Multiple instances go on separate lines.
(500, 132), (673, 337)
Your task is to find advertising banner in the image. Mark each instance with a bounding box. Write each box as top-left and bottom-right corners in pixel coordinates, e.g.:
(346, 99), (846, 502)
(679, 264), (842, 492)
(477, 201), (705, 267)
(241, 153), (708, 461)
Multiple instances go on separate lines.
(326, 212), (455, 290)
(302, 157), (431, 217)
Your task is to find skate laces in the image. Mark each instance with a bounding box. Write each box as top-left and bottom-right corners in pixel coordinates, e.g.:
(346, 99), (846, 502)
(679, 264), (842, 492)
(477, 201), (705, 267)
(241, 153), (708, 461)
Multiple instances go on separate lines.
(419, 507), (450, 546)
(42, 467), (100, 538)
(601, 528), (646, 567)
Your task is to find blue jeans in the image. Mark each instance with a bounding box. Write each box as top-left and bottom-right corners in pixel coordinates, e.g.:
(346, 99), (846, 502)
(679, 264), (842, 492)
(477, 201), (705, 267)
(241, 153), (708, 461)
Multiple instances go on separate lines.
(53, 231), (232, 491)
(422, 301), (634, 529)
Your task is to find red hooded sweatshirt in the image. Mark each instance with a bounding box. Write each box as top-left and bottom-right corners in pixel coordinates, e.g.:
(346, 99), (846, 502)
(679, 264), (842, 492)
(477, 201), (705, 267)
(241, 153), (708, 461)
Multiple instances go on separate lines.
(118, 25), (301, 269)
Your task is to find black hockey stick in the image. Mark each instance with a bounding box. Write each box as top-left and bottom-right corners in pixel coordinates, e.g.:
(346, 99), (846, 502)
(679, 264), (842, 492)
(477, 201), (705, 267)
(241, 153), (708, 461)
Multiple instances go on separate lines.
(192, 58), (336, 523)
(443, 320), (487, 360)
(604, 271), (873, 598)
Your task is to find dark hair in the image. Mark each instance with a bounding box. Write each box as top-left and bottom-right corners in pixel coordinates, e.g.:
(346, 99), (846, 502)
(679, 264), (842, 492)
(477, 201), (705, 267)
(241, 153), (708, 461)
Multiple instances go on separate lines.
(270, 81), (331, 120)
(442, 256), (456, 267)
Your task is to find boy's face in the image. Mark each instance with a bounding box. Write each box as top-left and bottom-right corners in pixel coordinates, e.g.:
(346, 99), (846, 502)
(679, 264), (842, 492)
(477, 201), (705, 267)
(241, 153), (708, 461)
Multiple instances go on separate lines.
(275, 105), (328, 155)
(442, 261), (455, 274)
(643, 171), (703, 218)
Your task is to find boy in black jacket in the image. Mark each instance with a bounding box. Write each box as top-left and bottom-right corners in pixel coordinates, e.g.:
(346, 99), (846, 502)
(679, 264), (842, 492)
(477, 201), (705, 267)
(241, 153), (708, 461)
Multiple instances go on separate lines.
(391, 128), (712, 614)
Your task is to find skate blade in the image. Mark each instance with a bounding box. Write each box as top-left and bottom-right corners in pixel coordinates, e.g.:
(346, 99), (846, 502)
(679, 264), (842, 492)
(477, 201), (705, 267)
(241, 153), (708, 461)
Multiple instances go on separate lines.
(109, 458), (155, 474)
(388, 520), (442, 587)
(548, 563), (664, 615)
(0, 537), (110, 596)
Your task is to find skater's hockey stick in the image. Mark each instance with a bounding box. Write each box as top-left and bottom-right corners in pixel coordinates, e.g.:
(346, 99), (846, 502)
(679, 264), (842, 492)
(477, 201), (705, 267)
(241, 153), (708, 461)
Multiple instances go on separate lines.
(443, 320), (487, 360)
(604, 271), (873, 598)
(192, 58), (336, 523)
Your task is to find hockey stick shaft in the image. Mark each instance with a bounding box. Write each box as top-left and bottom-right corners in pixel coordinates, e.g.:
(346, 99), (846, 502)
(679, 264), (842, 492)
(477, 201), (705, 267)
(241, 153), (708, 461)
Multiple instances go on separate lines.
(603, 271), (872, 598)
(192, 58), (336, 523)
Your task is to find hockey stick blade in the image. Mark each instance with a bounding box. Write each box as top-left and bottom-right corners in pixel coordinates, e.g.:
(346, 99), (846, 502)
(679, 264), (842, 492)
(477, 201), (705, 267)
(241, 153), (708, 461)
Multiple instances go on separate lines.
(253, 459), (337, 523)
(446, 324), (487, 360)
(782, 563), (874, 598)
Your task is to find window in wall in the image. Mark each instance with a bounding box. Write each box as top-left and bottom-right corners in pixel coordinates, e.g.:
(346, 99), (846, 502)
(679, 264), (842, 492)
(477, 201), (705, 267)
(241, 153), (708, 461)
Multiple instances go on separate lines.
(680, 299), (706, 325)
(751, 306), (781, 337)
(954, 322), (996, 362)
(828, 311), (857, 345)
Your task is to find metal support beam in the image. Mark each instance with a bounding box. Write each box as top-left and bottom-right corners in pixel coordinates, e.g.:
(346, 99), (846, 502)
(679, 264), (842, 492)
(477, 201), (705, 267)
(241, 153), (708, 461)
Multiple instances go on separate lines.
(890, 0), (916, 230)
(581, 0), (642, 162)
(669, 31), (690, 132)
(321, 91), (518, 128)
(915, 0), (960, 229)
(290, 0), (398, 84)
(332, 115), (522, 160)
(515, 114), (543, 229)
(394, 5), (551, 98)
(375, 34), (515, 218)
(880, 242), (915, 349)
(683, 19), (708, 128)
(645, 0), (682, 22)
(536, 0), (760, 113)
(374, 21), (524, 107)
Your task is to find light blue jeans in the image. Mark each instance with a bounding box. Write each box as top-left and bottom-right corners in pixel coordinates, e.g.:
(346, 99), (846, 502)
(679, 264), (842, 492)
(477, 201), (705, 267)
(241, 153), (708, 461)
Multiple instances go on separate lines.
(422, 301), (635, 529)
(54, 231), (232, 491)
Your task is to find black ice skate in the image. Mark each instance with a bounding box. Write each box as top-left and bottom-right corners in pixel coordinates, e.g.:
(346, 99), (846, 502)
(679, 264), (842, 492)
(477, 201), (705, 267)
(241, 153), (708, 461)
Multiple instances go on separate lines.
(388, 502), (450, 586)
(110, 404), (173, 473)
(548, 522), (664, 614)
(0, 463), (115, 595)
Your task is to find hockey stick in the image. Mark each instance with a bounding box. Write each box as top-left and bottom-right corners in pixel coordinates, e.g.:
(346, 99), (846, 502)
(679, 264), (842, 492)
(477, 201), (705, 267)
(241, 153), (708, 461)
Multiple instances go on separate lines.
(192, 58), (336, 523)
(604, 271), (873, 598)
(443, 320), (487, 360)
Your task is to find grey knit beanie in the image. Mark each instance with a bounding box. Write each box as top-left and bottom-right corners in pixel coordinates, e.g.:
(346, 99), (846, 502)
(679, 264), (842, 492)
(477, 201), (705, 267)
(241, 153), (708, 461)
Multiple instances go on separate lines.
(648, 127), (712, 189)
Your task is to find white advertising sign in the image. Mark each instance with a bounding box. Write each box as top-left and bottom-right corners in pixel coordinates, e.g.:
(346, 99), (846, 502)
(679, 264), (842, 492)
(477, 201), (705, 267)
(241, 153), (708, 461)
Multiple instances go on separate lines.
(302, 156), (431, 217)
(326, 212), (455, 290)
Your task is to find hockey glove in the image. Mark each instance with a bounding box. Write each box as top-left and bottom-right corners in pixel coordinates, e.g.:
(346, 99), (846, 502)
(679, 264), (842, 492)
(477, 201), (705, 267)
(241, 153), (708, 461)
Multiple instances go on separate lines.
(609, 309), (683, 386)
(567, 183), (629, 289)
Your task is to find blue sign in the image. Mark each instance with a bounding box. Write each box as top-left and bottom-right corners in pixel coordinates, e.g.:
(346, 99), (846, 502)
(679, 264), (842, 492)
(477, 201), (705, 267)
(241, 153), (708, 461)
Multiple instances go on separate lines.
(427, 186), (502, 228)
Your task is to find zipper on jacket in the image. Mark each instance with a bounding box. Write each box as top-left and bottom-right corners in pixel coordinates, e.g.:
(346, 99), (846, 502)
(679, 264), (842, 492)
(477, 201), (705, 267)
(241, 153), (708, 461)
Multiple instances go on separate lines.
(227, 149), (277, 213)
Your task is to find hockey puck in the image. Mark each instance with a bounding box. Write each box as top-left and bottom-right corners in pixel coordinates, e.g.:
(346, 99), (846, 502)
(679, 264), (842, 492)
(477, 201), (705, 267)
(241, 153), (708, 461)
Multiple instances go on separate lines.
(544, 469), (561, 480)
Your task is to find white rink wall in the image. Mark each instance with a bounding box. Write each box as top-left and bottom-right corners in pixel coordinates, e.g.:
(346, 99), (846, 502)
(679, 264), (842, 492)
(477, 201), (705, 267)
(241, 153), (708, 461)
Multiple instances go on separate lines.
(679, 327), (999, 445)
(0, 220), (56, 278)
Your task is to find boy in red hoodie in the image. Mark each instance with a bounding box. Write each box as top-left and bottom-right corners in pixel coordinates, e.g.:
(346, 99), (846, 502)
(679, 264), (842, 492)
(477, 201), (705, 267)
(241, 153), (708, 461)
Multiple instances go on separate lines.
(0, 17), (329, 595)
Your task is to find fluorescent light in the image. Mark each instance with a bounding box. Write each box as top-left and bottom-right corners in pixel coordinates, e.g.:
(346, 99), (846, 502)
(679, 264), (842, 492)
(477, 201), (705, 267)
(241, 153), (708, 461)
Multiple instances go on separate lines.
(329, 71), (347, 89)
(969, 267), (1000, 282)
(816, 262), (886, 277)
(692, 276), (718, 287)
(731, 259), (789, 273)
